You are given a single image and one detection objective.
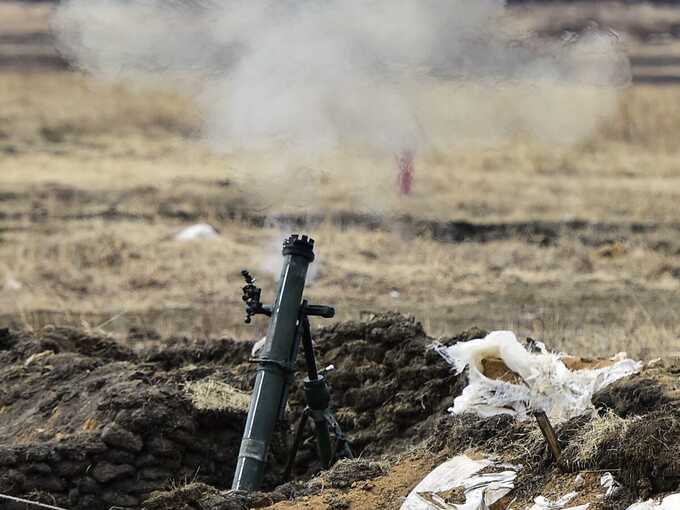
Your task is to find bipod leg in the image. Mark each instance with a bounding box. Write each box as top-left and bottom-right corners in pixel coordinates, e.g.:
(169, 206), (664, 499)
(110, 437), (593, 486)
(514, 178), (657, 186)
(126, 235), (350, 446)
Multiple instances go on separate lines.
(326, 412), (353, 460)
(299, 315), (334, 467)
(299, 312), (319, 380)
(299, 314), (350, 469)
(283, 408), (311, 482)
(310, 409), (334, 468)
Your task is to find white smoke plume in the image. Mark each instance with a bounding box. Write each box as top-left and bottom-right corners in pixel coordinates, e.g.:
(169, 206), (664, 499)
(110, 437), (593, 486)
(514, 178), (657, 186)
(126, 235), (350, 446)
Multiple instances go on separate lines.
(52, 0), (630, 213)
(53, 0), (629, 150)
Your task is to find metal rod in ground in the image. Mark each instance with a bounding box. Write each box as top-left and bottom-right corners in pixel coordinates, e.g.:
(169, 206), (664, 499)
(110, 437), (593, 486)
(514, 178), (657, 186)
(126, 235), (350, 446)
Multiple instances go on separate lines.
(0, 493), (68, 510)
(533, 410), (562, 463)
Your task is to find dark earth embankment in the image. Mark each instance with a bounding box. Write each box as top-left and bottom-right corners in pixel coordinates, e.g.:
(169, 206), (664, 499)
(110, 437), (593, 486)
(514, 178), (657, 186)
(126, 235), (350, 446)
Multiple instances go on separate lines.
(0, 327), (256, 509)
(1, 314), (679, 509)
(0, 313), (461, 509)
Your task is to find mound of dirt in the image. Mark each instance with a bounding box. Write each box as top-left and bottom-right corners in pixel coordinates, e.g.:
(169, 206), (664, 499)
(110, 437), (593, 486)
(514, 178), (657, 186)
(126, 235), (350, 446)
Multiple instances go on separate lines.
(0, 313), (464, 509)
(592, 358), (680, 417)
(143, 459), (388, 510)
(0, 327), (262, 510)
(289, 313), (478, 458)
(141, 337), (680, 510)
(3, 316), (679, 510)
(605, 407), (680, 495)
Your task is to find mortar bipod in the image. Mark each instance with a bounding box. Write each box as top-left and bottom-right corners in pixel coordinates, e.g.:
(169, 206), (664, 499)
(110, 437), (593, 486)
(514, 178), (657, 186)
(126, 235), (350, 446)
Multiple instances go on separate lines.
(282, 301), (353, 481)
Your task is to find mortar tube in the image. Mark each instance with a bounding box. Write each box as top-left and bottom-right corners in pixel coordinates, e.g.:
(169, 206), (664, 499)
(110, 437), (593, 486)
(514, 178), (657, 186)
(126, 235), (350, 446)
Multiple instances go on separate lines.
(232, 234), (315, 492)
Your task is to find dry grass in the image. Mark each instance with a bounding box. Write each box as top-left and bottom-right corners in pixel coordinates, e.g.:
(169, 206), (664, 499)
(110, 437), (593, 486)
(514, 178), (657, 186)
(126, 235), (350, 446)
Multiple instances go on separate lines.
(508, 2), (680, 40)
(3, 71), (680, 222)
(0, 72), (199, 145)
(0, 2), (52, 35)
(2, 2), (680, 360)
(1, 216), (679, 357)
(186, 379), (250, 413)
(566, 411), (632, 469)
(2, 74), (680, 356)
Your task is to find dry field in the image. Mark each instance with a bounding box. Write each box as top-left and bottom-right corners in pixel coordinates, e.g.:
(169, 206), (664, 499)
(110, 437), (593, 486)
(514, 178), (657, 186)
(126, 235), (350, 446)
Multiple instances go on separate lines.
(2, 3), (680, 510)
(1, 1), (680, 361)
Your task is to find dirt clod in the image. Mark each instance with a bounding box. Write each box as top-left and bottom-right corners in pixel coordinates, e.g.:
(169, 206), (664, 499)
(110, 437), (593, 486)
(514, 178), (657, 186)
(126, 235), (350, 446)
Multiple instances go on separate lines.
(593, 377), (670, 417)
(306, 459), (388, 491)
(593, 359), (680, 418)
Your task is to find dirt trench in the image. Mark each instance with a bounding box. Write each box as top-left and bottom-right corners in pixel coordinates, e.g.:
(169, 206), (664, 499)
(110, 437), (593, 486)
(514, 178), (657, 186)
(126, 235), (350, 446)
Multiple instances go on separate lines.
(2, 315), (680, 510)
(0, 327), (257, 509)
(5, 182), (680, 253)
(0, 313), (465, 509)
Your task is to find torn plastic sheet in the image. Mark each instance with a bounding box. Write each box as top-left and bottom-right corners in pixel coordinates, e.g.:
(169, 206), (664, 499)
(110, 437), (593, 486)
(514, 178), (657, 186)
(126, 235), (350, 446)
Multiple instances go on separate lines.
(627, 494), (680, 509)
(435, 331), (641, 423)
(401, 454), (516, 510)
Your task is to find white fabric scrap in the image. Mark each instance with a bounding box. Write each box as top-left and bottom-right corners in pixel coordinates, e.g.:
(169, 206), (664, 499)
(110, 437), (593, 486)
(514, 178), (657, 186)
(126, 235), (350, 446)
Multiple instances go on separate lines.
(435, 331), (641, 423)
(401, 455), (516, 510)
(174, 224), (218, 241)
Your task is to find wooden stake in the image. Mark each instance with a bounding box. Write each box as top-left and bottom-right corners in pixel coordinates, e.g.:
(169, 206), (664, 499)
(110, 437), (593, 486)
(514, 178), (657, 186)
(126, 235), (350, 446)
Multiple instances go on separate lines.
(533, 410), (562, 463)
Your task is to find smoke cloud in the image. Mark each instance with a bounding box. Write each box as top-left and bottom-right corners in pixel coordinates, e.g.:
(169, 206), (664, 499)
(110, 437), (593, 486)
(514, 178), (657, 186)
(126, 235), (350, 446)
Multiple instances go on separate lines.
(52, 0), (631, 208)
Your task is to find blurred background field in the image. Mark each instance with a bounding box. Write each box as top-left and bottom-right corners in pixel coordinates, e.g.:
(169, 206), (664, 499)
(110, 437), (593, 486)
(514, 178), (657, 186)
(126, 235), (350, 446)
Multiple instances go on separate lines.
(1, 1), (680, 359)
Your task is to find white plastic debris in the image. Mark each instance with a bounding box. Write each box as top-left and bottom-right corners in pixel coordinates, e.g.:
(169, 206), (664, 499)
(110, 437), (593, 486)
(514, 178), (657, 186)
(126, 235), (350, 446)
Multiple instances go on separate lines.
(663, 495), (680, 508)
(600, 472), (622, 498)
(401, 455), (516, 510)
(529, 492), (588, 510)
(627, 494), (680, 509)
(174, 224), (218, 241)
(435, 331), (641, 423)
(251, 337), (266, 357)
(573, 474), (586, 490)
(3, 277), (22, 291)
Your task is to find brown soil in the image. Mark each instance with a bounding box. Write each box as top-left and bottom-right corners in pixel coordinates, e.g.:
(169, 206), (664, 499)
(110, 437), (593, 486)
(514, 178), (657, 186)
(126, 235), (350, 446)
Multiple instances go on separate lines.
(287, 313), (474, 463)
(0, 313), (459, 509)
(0, 326), (263, 509)
(481, 358), (525, 385)
(1, 316), (679, 510)
(269, 453), (435, 510)
(142, 456), (423, 510)
(592, 357), (680, 417)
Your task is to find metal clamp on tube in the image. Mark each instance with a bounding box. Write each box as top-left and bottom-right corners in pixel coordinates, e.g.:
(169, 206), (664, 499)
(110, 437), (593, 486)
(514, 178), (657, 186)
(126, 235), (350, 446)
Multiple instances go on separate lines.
(232, 235), (315, 491)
